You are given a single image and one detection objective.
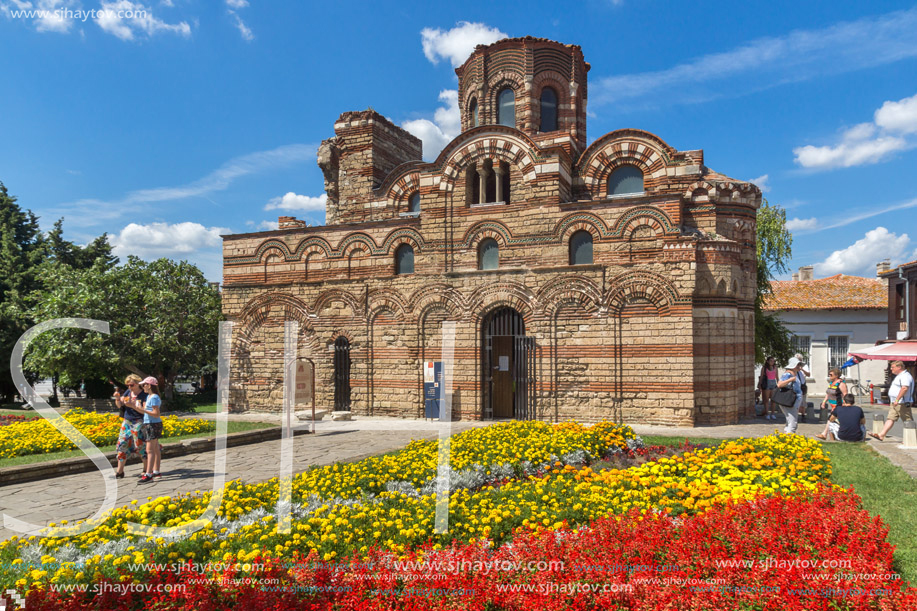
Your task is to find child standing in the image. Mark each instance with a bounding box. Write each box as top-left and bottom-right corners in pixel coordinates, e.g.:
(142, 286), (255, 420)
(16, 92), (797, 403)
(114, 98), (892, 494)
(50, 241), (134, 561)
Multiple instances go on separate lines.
(130, 376), (163, 483)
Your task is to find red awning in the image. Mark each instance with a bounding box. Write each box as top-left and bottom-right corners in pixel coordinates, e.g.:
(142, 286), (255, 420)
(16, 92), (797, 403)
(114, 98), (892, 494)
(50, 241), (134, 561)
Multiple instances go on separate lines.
(849, 341), (917, 361)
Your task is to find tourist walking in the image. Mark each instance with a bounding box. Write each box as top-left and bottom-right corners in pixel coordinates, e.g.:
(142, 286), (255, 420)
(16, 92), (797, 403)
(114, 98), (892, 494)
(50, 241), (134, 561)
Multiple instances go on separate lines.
(758, 356), (779, 420)
(870, 361), (914, 441)
(129, 376), (164, 483)
(112, 374), (148, 478)
(776, 357), (805, 434)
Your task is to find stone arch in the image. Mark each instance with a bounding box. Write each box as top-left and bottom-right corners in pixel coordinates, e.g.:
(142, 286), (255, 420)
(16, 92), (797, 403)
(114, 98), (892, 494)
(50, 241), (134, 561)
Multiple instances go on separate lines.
(235, 292), (314, 341)
(609, 205), (677, 238)
(438, 131), (540, 196)
(532, 71), (569, 132)
(696, 275), (714, 296)
(486, 72), (525, 126)
(252, 239), (294, 263)
(301, 244), (326, 282)
(291, 236), (333, 260)
(337, 232), (379, 257)
(603, 271), (680, 316)
(460, 220), (513, 249)
(387, 172), (422, 212)
(537, 276), (602, 317)
(368, 288), (409, 319)
(409, 284), (467, 319)
(346, 245), (370, 279)
(468, 281), (537, 327)
(380, 227), (425, 254)
(575, 129), (676, 199)
(554, 212), (608, 241)
(684, 180), (718, 204)
(313, 288), (363, 318)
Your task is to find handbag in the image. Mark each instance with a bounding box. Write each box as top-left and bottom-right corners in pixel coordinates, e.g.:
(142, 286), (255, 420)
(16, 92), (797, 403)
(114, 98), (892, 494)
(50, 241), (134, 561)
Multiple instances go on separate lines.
(772, 386), (797, 407)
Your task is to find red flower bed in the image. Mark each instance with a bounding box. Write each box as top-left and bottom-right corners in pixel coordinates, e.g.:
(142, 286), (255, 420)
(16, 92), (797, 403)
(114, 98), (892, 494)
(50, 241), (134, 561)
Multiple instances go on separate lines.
(20, 486), (916, 610)
(0, 414), (31, 426)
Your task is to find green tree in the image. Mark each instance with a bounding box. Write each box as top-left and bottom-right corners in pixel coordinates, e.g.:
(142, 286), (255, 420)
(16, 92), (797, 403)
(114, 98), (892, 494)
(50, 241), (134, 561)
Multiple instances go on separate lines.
(755, 200), (795, 364)
(25, 256), (222, 404)
(46, 218), (118, 271)
(0, 182), (47, 402)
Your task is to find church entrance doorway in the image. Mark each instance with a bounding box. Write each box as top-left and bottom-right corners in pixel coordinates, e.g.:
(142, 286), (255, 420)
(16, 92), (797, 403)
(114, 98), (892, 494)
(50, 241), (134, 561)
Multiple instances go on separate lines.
(482, 307), (536, 420)
(333, 337), (351, 411)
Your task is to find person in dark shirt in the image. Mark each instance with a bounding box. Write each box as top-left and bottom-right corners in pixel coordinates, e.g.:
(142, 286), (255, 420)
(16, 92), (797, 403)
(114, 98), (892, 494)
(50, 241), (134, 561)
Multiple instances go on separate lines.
(824, 394), (866, 442)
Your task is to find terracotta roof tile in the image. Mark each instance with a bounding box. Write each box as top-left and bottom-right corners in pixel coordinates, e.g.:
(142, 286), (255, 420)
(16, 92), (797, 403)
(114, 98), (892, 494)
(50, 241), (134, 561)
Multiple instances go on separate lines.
(764, 274), (887, 311)
(881, 259), (917, 276)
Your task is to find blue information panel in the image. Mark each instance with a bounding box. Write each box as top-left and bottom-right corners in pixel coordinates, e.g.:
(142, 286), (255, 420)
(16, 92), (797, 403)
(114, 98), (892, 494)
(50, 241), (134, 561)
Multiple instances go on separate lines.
(423, 361), (443, 419)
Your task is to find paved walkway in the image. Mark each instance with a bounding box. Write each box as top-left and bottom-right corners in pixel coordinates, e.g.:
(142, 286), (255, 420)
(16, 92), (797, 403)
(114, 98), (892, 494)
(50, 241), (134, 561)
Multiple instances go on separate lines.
(2, 406), (915, 542)
(0, 418), (487, 542)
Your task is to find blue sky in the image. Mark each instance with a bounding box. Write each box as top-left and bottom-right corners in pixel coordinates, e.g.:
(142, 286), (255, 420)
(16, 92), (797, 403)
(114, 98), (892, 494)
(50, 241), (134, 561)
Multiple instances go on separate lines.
(2, 0), (917, 281)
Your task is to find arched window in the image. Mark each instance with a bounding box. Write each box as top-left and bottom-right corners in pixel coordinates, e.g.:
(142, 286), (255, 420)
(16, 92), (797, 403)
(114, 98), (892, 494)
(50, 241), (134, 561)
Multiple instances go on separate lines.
(497, 88), (515, 127)
(540, 87), (558, 132)
(569, 230), (593, 265)
(607, 165), (644, 196)
(408, 192), (420, 213)
(478, 238), (499, 270)
(469, 98), (479, 128)
(395, 244), (414, 275)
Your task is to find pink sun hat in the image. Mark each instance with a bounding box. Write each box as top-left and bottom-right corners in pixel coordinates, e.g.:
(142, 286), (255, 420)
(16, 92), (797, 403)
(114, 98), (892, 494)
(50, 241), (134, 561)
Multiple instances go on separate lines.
(141, 376), (159, 386)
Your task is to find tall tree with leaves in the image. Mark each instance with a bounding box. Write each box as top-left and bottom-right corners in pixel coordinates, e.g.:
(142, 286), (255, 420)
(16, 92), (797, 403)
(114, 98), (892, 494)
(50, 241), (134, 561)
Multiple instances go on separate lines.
(46, 218), (118, 271)
(755, 200), (795, 364)
(25, 256), (222, 404)
(0, 182), (47, 402)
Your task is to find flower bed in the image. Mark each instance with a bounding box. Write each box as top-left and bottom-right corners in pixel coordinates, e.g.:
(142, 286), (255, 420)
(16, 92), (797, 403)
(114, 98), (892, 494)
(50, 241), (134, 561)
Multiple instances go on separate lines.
(0, 409), (216, 458)
(2, 421), (914, 610)
(21, 489), (917, 610)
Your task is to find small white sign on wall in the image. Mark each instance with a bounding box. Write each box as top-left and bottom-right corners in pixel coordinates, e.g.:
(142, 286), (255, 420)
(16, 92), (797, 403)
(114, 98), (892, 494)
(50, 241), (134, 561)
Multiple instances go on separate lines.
(498, 356), (509, 371)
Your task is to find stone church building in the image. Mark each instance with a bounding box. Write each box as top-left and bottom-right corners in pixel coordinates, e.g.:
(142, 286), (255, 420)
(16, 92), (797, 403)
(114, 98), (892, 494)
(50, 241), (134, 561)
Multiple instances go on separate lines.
(222, 37), (759, 426)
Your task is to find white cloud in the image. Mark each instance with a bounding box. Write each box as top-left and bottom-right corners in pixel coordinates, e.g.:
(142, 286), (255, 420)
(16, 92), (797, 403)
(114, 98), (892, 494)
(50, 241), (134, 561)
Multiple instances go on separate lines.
(225, 0), (252, 41)
(814, 227), (911, 276)
(402, 89), (460, 161)
(230, 12), (252, 41)
(109, 222), (228, 257)
(748, 174), (770, 193)
(793, 118), (910, 169)
(594, 7), (917, 107)
(96, 0), (191, 41)
(2, 0), (77, 33)
(794, 91), (917, 170)
(265, 192), (327, 212)
(874, 92), (917, 135)
(421, 21), (507, 68)
(51, 144), (315, 229)
(785, 217), (817, 231)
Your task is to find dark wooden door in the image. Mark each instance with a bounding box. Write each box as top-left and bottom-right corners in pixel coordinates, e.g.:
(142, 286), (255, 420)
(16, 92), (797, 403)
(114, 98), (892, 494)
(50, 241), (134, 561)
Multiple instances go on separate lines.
(492, 336), (514, 418)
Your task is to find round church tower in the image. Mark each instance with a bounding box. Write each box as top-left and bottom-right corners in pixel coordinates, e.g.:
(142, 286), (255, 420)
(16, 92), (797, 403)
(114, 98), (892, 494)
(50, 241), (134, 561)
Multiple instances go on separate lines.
(455, 36), (590, 156)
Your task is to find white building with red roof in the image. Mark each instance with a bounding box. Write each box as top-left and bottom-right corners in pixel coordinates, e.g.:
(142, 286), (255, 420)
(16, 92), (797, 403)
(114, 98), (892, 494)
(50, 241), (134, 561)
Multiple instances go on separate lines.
(764, 264), (889, 399)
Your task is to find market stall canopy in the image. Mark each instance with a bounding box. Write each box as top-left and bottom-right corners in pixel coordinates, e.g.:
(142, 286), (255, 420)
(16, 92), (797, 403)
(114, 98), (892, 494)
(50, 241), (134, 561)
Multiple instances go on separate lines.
(849, 341), (917, 361)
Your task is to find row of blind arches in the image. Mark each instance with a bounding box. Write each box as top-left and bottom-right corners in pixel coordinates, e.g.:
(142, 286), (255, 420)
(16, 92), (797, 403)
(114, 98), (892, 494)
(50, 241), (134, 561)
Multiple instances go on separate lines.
(394, 230), (594, 275)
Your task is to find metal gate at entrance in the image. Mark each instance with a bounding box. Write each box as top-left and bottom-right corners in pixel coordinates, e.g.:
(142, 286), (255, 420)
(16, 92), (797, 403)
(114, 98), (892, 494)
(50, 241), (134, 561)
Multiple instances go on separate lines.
(333, 337), (351, 411)
(483, 307), (536, 420)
